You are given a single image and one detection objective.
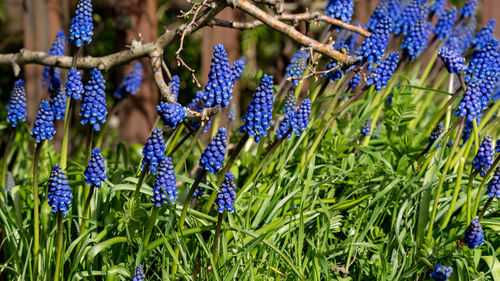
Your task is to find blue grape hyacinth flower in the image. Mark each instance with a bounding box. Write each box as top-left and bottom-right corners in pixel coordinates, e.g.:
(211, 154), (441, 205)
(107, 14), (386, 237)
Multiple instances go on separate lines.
(459, 0), (478, 18)
(472, 135), (494, 177)
(402, 17), (432, 62)
(467, 38), (499, 82)
(65, 68), (85, 100)
(291, 99), (312, 136)
(6, 79), (27, 127)
(169, 75), (180, 100)
(50, 86), (68, 120)
(141, 128), (166, 174)
(496, 139), (500, 153)
(431, 264), (452, 281)
(487, 167), (500, 198)
(323, 44), (350, 83)
(199, 127), (227, 174)
(216, 172), (236, 213)
(473, 19), (496, 50)
(463, 219), (484, 249)
(325, 0), (354, 24)
(232, 57), (246, 82)
(349, 73), (361, 89)
(114, 62), (143, 99)
(80, 68), (107, 131)
(84, 148), (106, 188)
(276, 88), (296, 140)
(31, 100), (56, 143)
(285, 50), (308, 86)
(132, 264), (145, 281)
(366, 52), (399, 91)
(43, 31), (66, 88)
(438, 47), (466, 74)
(151, 157), (177, 206)
(239, 74), (274, 143)
(48, 164), (72, 215)
(202, 44), (233, 108)
(455, 80), (482, 122)
(429, 0), (446, 17)
(365, 0), (389, 32)
(156, 102), (186, 129)
(445, 18), (477, 54)
(394, 0), (426, 36)
(429, 123), (444, 144)
(358, 16), (392, 69)
(361, 118), (372, 136)
(68, 0), (94, 47)
(433, 8), (457, 41)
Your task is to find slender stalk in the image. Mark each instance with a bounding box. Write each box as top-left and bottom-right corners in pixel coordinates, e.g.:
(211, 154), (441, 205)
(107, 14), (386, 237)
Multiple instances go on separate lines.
(32, 140), (44, 278)
(217, 134), (249, 186)
(60, 98), (74, 170)
(478, 197), (494, 221)
(472, 154), (500, 218)
(80, 185), (95, 235)
(466, 171), (477, 225)
(457, 73), (467, 92)
(132, 165), (150, 203)
(143, 207), (159, 249)
(173, 168), (207, 275)
(81, 129), (94, 219)
(168, 130), (194, 157)
(426, 117), (464, 240)
(1, 127), (15, 190)
(54, 212), (64, 281)
(212, 213), (223, 264)
(441, 156), (466, 228)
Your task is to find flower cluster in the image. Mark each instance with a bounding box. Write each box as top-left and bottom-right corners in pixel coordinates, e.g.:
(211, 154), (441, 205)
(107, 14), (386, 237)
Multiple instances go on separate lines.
(472, 135), (494, 177)
(325, 0), (354, 24)
(361, 118), (371, 136)
(215, 172), (236, 213)
(402, 17), (431, 61)
(50, 86), (67, 120)
(429, 0), (446, 17)
(323, 44), (350, 83)
(114, 62), (143, 99)
(285, 50), (308, 86)
(394, 0), (426, 36)
(80, 68), (107, 131)
(231, 57), (246, 82)
(459, 0), (478, 17)
(156, 102), (186, 128)
(445, 18), (476, 54)
(201, 44), (233, 108)
(48, 165), (73, 215)
(429, 123), (444, 144)
(463, 219), (484, 249)
(65, 68), (85, 100)
(141, 128), (166, 174)
(84, 148), (106, 188)
(291, 99), (312, 136)
(239, 74), (274, 143)
(188, 90), (209, 131)
(473, 19), (496, 49)
(276, 88), (297, 140)
(433, 8), (457, 41)
(169, 75), (180, 100)
(68, 0), (94, 47)
(43, 31), (66, 88)
(335, 24), (360, 52)
(357, 16), (392, 69)
(151, 157), (177, 206)
(6, 79), (26, 127)
(437, 47), (466, 74)
(365, 0), (389, 32)
(31, 101), (56, 143)
(349, 73), (361, 89)
(366, 51), (399, 91)
(431, 264), (452, 281)
(199, 128), (227, 174)
(467, 38), (499, 82)
(455, 79), (482, 122)
(487, 167), (500, 198)
(132, 264), (145, 281)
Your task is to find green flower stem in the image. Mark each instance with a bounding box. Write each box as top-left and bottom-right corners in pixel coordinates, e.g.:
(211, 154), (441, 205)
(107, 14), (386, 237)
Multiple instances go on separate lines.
(441, 156), (466, 228)
(143, 207), (159, 249)
(217, 133), (249, 186)
(54, 212), (64, 281)
(473, 154), (500, 218)
(32, 140), (44, 278)
(426, 117), (465, 240)
(212, 212), (223, 264)
(174, 123), (207, 174)
(80, 185), (95, 236)
(466, 170), (477, 225)
(478, 197), (494, 221)
(82, 129), (94, 217)
(1, 127), (15, 190)
(132, 165), (149, 203)
(173, 168), (207, 275)
(60, 98), (74, 170)
(168, 128), (193, 157)
(165, 122), (185, 155)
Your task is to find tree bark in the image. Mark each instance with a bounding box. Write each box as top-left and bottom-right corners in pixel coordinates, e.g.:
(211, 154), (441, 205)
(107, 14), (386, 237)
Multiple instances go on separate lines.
(117, 0), (159, 144)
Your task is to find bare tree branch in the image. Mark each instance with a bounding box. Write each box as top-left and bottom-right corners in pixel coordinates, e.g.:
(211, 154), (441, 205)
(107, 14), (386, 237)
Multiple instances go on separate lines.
(225, 0), (360, 65)
(209, 12), (371, 37)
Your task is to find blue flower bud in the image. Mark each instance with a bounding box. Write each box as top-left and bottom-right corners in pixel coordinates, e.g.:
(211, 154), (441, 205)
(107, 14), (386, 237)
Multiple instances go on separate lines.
(114, 62), (143, 99)
(216, 172), (236, 213)
(68, 0), (94, 47)
(285, 50), (308, 86)
(48, 164), (72, 215)
(463, 219), (484, 249)
(31, 100), (56, 143)
(65, 68), (85, 100)
(156, 102), (186, 128)
(472, 135), (494, 177)
(80, 68), (107, 131)
(43, 31), (66, 89)
(84, 148), (106, 188)
(199, 128), (227, 174)
(132, 264), (145, 281)
(141, 128), (166, 174)
(151, 157), (177, 206)
(202, 44), (233, 108)
(361, 118), (372, 136)
(438, 47), (466, 74)
(6, 79), (26, 127)
(431, 264), (452, 281)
